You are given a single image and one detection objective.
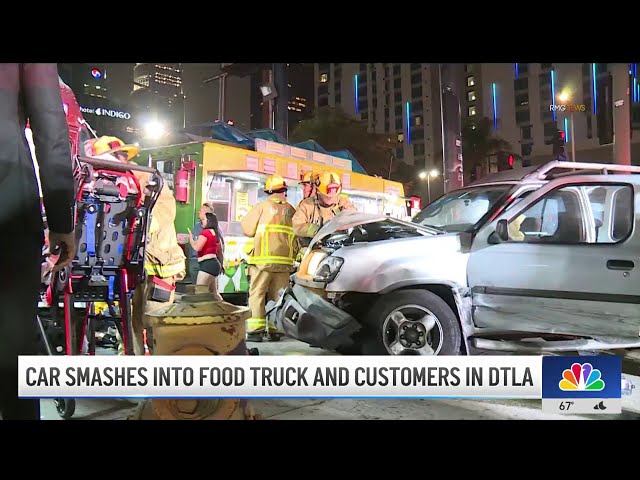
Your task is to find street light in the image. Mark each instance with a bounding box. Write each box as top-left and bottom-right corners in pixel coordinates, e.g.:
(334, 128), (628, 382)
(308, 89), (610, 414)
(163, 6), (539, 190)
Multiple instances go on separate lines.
(144, 120), (165, 140)
(558, 89), (576, 162)
(419, 169), (440, 204)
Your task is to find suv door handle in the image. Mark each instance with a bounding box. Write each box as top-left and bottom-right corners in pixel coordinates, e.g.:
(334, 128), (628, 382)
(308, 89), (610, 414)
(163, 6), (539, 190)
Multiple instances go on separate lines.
(607, 260), (635, 271)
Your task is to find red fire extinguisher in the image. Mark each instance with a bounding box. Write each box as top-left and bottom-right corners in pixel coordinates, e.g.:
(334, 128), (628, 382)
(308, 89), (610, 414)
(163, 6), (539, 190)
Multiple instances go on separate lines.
(175, 164), (190, 203)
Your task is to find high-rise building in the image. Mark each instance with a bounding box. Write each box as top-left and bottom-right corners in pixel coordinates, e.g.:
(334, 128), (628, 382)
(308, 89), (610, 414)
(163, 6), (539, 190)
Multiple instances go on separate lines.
(314, 63), (462, 179)
(131, 63), (184, 130)
(58, 63), (136, 142)
(285, 63), (314, 130)
(459, 63), (640, 167)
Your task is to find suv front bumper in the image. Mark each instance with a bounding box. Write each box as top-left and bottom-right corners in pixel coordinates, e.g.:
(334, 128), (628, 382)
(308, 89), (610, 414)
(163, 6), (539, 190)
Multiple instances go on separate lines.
(266, 283), (361, 351)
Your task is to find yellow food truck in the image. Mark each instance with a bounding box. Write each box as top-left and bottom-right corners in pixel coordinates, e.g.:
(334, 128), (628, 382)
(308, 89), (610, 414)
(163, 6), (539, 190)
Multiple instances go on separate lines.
(135, 125), (410, 299)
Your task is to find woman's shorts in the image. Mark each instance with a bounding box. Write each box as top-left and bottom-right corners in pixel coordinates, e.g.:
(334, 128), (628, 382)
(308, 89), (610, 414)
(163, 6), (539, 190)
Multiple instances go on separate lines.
(198, 258), (221, 277)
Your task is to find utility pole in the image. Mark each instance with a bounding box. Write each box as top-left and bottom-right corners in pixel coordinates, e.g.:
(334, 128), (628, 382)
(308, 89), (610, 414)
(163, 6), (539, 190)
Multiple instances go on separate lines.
(438, 64), (464, 192)
(272, 63), (289, 139)
(203, 71), (228, 121)
(179, 63), (186, 128)
(612, 63), (631, 165)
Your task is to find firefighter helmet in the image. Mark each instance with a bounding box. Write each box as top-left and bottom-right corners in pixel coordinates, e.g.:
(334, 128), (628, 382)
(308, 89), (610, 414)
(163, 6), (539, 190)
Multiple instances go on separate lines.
(317, 171), (342, 196)
(299, 171), (318, 184)
(264, 174), (287, 192)
(88, 136), (140, 161)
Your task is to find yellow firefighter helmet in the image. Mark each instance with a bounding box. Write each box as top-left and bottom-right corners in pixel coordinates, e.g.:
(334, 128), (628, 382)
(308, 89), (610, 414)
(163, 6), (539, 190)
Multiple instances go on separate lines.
(88, 136), (140, 161)
(299, 170), (318, 184)
(264, 174), (287, 193)
(317, 171), (342, 196)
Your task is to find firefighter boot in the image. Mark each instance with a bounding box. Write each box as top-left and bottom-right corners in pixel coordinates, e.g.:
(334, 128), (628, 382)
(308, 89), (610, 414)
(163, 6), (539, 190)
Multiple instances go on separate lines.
(246, 322), (284, 342)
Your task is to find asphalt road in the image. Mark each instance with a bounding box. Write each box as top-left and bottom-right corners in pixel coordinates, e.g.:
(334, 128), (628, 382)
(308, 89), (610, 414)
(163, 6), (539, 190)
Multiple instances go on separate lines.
(38, 338), (640, 421)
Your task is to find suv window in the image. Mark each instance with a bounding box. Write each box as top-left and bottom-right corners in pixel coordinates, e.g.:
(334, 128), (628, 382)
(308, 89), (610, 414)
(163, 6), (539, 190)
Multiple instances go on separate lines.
(507, 184), (634, 244)
(413, 185), (511, 233)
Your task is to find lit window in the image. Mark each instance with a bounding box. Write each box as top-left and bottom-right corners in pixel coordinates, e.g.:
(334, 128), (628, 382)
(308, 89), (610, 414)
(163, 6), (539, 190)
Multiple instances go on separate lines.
(467, 91), (476, 102)
(468, 106), (477, 116)
(415, 116), (422, 126)
(467, 76), (475, 87)
(320, 73), (328, 83)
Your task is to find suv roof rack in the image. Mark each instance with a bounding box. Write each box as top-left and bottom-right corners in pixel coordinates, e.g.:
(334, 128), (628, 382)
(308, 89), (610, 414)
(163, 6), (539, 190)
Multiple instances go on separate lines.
(532, 160), (640, 181)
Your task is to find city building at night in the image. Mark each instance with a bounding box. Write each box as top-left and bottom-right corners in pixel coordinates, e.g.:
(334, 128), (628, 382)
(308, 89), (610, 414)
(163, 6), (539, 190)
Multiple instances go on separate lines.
(130, 63), (185, 131)
(458, 63), (640, 166)
(58, 63), (137, 142)
(315, 63), (466, 176)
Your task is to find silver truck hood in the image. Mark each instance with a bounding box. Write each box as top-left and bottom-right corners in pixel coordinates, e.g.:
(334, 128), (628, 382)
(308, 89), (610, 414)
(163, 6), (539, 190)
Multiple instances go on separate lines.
(308, 211), (432, 250)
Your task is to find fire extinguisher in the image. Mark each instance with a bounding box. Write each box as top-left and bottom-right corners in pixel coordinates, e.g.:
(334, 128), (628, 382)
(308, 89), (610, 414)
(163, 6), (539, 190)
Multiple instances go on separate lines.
(175, 163), (189, 203)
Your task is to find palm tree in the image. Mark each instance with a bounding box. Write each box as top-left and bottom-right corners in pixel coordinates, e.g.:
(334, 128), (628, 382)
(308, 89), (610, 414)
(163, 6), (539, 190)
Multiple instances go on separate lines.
(461, 116), (511, 182)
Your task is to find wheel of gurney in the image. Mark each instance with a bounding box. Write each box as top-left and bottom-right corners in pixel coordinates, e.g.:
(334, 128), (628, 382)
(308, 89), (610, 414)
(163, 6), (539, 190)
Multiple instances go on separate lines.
(54, 398), (76, 420)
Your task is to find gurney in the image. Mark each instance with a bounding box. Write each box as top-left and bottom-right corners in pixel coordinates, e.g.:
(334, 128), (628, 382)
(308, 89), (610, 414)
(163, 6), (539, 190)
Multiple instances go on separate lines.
(37, 155), (163, 419)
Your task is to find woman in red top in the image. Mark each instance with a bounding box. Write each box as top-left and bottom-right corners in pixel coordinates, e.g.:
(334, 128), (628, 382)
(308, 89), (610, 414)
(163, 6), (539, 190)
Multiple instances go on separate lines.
(188, 212), (224, 300)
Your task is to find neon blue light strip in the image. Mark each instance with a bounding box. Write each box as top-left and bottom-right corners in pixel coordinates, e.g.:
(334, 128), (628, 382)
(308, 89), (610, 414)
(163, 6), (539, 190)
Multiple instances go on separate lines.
(633, 63), (640, 102)
(550, 69), (556, 122)
(564, 117), (570, 143)
(492, 83), (497, 129)
(592, 63), (597, 114)
(354, 74), (359, 113)
(515, 63), (519, 79)
(406, 101), (411, 145)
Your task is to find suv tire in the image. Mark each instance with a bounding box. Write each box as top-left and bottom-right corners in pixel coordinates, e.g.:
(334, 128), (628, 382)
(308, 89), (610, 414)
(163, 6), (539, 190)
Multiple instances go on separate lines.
(360, 289), (462, 356)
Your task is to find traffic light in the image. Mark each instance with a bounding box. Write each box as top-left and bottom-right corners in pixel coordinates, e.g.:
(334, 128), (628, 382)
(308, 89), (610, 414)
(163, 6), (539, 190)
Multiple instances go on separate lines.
(496, 151), (516, 171)
(552, 129), (566, 158)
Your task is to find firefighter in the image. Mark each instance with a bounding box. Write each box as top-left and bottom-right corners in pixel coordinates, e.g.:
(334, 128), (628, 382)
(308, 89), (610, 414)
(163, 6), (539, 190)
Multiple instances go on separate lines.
(299, 171), (318, 201)
(292, 171), (356, 241)
(240, 175), (297, 342)
(86, 136), (186, 355)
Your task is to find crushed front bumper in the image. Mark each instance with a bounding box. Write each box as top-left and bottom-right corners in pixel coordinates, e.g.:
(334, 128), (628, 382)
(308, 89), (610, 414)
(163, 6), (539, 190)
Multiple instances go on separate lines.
(266, 283), (361, 351)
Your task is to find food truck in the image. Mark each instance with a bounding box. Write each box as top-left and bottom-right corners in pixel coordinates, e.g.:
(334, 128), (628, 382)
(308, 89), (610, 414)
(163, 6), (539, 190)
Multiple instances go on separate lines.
(135, 124), (411, 298)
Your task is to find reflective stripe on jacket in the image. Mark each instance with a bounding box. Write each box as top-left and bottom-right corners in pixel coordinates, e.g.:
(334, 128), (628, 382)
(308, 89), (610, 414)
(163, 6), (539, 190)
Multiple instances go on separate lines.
(240, 195), (297, 272)
(292, 195), (356, 238)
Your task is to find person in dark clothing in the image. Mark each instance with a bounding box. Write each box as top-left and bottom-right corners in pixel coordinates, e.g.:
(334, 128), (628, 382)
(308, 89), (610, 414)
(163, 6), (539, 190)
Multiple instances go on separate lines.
(0, 64), (76, 420)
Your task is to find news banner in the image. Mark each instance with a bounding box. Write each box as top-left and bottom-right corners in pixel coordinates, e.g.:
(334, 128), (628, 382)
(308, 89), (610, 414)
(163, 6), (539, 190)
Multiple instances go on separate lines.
(18, 355), (626, 414)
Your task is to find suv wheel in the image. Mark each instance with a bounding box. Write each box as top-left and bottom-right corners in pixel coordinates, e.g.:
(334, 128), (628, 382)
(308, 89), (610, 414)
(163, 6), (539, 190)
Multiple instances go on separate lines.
(361, 289), (461, 356)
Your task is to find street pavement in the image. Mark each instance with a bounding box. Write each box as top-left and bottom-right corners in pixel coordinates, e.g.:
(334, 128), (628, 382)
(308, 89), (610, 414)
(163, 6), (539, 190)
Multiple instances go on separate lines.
(39, 338), (640, 421)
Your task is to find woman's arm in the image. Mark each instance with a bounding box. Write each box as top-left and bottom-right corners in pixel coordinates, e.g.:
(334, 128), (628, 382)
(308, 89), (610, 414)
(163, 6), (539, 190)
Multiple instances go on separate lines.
(189, 233), (208, 253)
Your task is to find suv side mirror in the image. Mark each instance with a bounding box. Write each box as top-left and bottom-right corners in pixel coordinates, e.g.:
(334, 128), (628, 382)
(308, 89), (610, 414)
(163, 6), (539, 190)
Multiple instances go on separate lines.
(489, 219), (509, 244)
(496, 219), (509, 241)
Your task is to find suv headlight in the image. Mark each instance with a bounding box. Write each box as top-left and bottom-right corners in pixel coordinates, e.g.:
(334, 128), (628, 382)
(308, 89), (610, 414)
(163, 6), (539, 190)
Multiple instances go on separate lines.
(313, 256), (344, 283)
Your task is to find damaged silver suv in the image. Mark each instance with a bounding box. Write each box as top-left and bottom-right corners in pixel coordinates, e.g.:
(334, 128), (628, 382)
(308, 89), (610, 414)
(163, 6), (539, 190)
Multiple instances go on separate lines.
(267, 161), (640, 356)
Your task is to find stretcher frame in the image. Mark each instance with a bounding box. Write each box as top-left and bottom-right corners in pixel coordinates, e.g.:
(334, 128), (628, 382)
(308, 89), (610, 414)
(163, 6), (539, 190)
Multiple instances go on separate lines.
(37, 155), (163, 419)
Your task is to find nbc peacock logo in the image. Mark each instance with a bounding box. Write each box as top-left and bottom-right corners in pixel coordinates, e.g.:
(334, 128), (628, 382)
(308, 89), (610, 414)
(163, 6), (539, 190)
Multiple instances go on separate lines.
(559, 363), (605, 391)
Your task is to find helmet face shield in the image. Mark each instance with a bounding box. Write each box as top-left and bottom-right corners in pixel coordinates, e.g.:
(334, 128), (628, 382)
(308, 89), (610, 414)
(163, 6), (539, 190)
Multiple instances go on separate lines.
(325, 184), (340, 196)
(317, 171), (342, 196)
